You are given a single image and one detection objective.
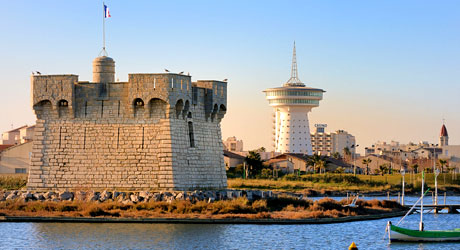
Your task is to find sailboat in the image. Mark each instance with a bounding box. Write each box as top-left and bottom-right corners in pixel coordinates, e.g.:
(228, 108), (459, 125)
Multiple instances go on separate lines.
(386, 171), (460, 242)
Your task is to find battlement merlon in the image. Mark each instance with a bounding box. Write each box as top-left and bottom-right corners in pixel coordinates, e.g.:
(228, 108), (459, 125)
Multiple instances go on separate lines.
(31, 74), (78, 109)
(193, 80), (227, 121)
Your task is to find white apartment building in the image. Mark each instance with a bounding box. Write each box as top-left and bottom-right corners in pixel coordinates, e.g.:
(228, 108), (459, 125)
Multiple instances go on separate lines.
(310, 124), (356, 156)
(223, 136), (244, 152)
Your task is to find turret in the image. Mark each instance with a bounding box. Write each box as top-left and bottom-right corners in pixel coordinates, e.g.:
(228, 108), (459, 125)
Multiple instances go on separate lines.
(92, 56), (115, 83)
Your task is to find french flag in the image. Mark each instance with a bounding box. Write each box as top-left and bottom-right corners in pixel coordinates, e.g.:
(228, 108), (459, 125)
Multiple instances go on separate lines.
(104, 4), (111, 18)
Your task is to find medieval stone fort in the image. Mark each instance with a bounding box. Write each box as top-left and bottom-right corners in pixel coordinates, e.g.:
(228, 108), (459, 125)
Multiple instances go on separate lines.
(27, 55), (228, 190)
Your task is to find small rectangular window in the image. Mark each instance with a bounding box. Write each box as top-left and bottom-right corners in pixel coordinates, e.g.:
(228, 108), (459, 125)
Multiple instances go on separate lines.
(15, 168), (27, 174)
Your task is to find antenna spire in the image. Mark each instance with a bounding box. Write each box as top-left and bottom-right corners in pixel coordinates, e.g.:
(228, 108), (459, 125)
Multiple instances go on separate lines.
(285, 41), (304, 87)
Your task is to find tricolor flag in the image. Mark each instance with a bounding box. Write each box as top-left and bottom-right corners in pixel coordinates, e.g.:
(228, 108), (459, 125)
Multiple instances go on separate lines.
(104, 4), (111, 18)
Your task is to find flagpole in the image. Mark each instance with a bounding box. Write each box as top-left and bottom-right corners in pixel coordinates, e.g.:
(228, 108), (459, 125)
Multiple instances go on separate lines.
(103, 2), (105, 54)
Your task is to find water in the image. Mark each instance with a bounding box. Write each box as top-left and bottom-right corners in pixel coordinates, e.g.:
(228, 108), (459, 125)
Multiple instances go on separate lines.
(0, 197), (459, 249)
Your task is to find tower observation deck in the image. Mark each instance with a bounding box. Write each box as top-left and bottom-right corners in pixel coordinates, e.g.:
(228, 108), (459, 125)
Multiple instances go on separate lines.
(263, 43), (324, 154)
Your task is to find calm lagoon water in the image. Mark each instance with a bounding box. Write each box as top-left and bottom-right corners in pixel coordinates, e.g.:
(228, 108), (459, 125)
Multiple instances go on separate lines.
(1, 196), (459, 249)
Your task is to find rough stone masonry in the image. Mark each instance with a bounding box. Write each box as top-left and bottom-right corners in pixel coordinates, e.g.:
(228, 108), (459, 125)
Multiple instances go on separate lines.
(27, 56), (228, 191)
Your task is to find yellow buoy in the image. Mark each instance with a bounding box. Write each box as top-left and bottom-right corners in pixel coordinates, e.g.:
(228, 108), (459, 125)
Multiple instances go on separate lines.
(348, 242), (358, 250)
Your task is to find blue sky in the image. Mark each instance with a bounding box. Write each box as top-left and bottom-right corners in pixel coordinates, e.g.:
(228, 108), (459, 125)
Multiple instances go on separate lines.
(0, 0), (459, 152)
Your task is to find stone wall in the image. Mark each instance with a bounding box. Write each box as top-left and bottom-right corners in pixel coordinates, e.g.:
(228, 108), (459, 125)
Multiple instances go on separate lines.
(28, 72), (227, 191)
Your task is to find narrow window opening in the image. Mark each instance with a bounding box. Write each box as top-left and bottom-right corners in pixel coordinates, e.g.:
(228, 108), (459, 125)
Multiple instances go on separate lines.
(117, 127), (120, 148)
(188, 121), (195, 147)
(84, 101), (88, 117)
(59, 126), (62, 148)
(142, 127), (145, 149)
(101, 100), (104, 118)
(117, 100), (120, 117)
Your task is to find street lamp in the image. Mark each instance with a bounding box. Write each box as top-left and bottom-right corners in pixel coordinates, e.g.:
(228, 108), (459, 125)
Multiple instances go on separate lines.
(434, 168), (440, 205)
(352, 144), (360, 176)
(400, 169), (405, 206)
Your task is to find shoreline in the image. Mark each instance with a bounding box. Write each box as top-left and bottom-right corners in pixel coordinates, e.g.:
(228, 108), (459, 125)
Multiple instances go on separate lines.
(0, 210), (408, 224)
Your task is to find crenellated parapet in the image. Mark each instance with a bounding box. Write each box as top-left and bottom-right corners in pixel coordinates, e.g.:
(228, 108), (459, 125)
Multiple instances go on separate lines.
(31, 75), (78, 119)
(193, 80), (227, 122)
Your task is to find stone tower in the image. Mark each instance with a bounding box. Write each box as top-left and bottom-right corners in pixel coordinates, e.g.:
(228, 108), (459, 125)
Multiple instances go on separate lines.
(440, 124), (448, 147)
(27, 55), (228, 191)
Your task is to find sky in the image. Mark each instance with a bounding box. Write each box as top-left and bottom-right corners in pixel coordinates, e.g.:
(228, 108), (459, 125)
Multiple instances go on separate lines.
(0, 0), (459, 154)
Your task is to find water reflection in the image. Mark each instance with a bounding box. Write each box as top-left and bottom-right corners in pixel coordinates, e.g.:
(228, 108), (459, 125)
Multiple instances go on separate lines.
(0, 199), (459, 249)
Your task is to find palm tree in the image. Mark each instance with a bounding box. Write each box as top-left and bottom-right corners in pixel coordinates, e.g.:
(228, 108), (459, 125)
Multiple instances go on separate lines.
(438, 159), (447, 173)
(379, 164), (389, 176)
(316, 160), (326, 174)
(307, 154), (322, 174)
(362, 158), (372, 175)
(332, 152), (341, 160)
(343, 147), (351, 163)
(411, 164), (419, 174)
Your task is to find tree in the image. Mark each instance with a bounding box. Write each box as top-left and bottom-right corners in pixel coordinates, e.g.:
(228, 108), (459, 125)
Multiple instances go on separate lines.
(316, 160), (326, 174)
(335, 166), (345, 174)
(244, 150), (264, 178)
(332, 152), (341, 160)
(307, 154), (323, 173)
(362, 158), (372, 175)
(411, 164), (419, 174)
(438, 159), (447, 173)
(379, 164), (389, 176)
(343, 147), (351, 163)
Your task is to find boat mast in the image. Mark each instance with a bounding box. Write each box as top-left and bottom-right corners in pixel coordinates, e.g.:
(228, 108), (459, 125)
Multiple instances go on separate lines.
(419, 171), (424, 231)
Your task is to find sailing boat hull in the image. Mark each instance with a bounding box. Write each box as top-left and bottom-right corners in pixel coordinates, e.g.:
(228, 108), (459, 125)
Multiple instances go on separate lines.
(390, 225), (460, 242)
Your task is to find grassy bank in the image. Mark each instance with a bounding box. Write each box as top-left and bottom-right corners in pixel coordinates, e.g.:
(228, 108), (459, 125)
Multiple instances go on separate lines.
(0, 174), (27, 190)
(0, 197), (403, 220)
(228, 173), (460, 193)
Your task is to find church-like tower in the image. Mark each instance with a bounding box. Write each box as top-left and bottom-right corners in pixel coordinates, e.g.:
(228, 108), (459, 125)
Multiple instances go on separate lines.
(440, 123), (449, 147)
(263, 43), (324, 154)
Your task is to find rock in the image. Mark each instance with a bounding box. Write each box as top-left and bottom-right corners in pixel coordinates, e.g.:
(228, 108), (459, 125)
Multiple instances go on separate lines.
(129, 193), (139, 203)
(99, 190), (112, 202)
(34, 193), (46, 201)
(59, 191), (74, 201)
(22, 192), (36, 202)
(44, 191), (56, 200)
(6, 193), (18, 200)
(87, 191), (100, 202)
(114, 192), (126, 202)
(152, 193), (162, 202)
(175, 192), (185, 200)
(75, 191), (87, 201)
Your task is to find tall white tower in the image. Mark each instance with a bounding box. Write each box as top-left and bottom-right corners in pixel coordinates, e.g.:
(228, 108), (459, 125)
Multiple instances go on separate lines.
(264, 43), (324, 154)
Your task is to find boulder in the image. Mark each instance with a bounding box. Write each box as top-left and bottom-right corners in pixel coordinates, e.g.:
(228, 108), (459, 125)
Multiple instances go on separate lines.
(6, 193), (18, 200)
(87, 191), (100, 202)
(99, 190), (112, 202)
(59, 191), (74, 201)
(175, 192), (186, 200)
(22, 192), (36, 202)
(34, 193), (46, 201)
(152, 193), (162, 202)
(129, 193), (139, 203)
(74, 191), (87, 201)
(44, 191), (56, 200)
